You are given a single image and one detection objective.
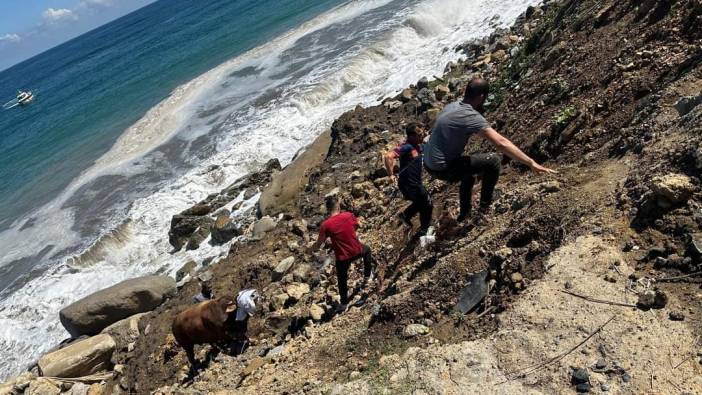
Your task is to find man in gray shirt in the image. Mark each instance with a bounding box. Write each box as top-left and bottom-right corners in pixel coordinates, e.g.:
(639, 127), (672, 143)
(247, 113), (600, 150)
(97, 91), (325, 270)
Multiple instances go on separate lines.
(424, 77), (555, 222)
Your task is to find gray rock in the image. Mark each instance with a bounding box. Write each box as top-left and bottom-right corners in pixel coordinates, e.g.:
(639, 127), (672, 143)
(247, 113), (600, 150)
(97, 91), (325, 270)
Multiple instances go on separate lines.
(455, 270), (488, 314)
(59, 276), (176, 336)
(273, 257), (295, 281)
(69, 383), (90, 395)
(252, 216), (277, 239)
(636, 289), (668, 310)
(292, 263), (313, 283)
(101, 312), (147, 349)
(572, 368), (589, 384)
(168, 215), (214, 251)
(38, 334), (115, 378)
(417, 76), (429, 90)
(175, 261), (197, 282)
(270, 294), (289, 311)
(324, 187), (340, 199)
(540, 180), (561, 193)
(674, 93), (702, 116)
(185, 225), (210, 250)
(267, 345), (285, 358)
(669, 311), (685, 321)
(416, 88), (437, 110)
(383, 100), (402, 111)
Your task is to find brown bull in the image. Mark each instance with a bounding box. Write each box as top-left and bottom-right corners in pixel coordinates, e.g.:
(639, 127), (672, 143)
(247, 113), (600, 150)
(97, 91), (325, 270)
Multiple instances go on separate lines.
(172, 296), (237, 369)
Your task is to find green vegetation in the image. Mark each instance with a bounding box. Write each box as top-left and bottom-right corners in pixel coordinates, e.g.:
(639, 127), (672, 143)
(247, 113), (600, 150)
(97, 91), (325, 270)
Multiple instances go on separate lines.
(554, 106), (577, 129)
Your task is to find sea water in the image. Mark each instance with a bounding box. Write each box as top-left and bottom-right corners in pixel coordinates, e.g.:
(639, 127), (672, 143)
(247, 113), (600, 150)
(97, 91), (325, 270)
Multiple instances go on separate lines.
(0, 0), (539, 380)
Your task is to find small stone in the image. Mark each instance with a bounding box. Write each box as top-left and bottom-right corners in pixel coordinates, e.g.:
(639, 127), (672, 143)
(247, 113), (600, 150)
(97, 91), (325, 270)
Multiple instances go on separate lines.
(541, 181), (561, 193)
(603, 275), (617, 283)
(637, 289), (668, 309)
(669, 311), (685, 321)
(417, 77), (429, 90)
(271, 294), (289, 311)
(622, 372), (631, 383)
(349, 371), (361, 380)
(253, 216), (277, 239)
(272, 257), (295, 281)
(309, 304), (324, 321)
(285, 282), (310, 301)
(565, 281), (573, 289)
(267, 345), (285, 358)
(399, 89), (414, 103)
(510, 272), (524, 283)
(674, 94), (702, 116)
(600, 383), (610, 392)
(572, 368), (589, 384)
(403, 324), (430, 338)
(595, 359), (607, 369)
(434, 85), (450, 101)
(325, 187), (341, 199)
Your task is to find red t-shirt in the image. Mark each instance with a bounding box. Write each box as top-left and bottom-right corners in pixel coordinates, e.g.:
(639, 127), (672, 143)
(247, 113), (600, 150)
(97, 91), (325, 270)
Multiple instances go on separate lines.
(319, 212), (363, 261)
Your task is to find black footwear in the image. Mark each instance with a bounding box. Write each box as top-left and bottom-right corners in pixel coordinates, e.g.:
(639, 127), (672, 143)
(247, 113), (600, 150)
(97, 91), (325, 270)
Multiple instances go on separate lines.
(457, 212), (470, 223)
(334, 303), (348, 314)
(397, 212), (412, 227)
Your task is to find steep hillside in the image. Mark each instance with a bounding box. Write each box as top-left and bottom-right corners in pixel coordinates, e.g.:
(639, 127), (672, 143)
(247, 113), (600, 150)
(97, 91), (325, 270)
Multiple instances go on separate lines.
(117, 0), (702, 393)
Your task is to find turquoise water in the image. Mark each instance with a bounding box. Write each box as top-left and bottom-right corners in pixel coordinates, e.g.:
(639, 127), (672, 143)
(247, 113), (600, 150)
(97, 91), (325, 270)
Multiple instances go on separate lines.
(0, 0), (343, 230)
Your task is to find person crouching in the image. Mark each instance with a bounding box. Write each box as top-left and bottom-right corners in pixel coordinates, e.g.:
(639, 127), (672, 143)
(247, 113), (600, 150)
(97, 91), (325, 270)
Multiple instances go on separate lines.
(384, 122), (433, 236)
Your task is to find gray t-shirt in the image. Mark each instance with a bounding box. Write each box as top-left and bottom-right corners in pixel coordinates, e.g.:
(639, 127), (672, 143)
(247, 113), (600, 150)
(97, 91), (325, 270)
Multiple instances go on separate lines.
(423, 101), (490, 171)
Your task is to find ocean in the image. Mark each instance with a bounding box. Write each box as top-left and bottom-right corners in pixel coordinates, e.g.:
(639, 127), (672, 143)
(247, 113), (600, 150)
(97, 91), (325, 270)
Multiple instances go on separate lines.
(0, 0), (539, 380)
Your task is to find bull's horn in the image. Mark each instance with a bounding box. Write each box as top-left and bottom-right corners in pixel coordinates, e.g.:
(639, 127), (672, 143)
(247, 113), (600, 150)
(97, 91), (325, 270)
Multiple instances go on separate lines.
(225, 305), (237, 313)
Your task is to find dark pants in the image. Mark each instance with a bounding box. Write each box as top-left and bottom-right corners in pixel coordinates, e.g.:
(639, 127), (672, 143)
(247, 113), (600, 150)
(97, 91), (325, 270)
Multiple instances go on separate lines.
(335, 244), (373, 305)
(400, 185), (432, 231)
(426, 153), (501, 217)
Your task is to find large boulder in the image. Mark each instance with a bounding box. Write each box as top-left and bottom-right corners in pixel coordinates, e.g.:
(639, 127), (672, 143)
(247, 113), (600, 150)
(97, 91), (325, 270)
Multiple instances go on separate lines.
(60, 276), (176, 337)
(100, 312), (147, 349)
(210, 214), (241, 244)
(38, 334), (115, 378)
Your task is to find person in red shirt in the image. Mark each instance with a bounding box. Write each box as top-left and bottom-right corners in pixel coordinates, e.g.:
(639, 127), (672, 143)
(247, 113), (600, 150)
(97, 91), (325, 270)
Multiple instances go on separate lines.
(307, 194), (373, 311)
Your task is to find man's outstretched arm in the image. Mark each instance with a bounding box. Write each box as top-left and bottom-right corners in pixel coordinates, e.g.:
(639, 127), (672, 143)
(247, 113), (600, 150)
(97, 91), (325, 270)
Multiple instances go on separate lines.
(480, 127), (557, 174)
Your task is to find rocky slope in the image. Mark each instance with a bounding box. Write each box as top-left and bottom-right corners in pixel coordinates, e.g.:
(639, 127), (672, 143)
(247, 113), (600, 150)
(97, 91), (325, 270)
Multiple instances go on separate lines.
(124, 0), (702, 393)
(4, 0), (701, 394)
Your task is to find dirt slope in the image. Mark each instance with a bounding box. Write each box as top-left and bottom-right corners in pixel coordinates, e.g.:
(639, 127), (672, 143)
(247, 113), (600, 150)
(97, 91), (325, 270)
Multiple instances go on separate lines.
(115, 0), (702, 393)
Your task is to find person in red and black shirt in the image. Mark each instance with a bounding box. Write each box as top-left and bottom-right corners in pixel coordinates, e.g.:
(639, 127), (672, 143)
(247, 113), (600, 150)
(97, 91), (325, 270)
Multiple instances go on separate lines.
(384, 123), (432, 235)
(307, 195), (373, 312)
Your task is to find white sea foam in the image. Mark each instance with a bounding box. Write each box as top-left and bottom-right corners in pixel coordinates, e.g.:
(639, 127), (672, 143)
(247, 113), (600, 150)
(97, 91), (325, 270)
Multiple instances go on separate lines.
(0, 0), (540, 380)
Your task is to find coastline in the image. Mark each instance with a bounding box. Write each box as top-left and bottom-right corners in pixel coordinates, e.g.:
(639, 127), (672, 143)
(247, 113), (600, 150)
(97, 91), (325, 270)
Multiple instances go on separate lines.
(2, 0), (702, 394)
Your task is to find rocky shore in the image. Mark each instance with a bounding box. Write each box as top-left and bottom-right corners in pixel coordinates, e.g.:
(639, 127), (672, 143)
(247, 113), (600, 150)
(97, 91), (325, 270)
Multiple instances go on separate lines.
(3, 0), (702, 393)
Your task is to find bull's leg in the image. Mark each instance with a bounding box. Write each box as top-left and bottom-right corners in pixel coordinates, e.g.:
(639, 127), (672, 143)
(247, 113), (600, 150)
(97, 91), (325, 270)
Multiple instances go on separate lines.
(184, 345), (199, 376)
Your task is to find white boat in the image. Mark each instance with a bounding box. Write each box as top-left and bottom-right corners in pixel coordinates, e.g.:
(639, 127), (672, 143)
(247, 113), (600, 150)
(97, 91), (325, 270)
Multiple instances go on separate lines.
(17, 90), (34, 105)
(2, 90), (36, 110)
